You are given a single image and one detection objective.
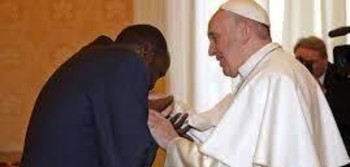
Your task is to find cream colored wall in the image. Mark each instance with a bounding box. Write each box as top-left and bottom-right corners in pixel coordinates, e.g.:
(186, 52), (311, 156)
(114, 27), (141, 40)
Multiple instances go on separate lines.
(0, 0), (134, 151)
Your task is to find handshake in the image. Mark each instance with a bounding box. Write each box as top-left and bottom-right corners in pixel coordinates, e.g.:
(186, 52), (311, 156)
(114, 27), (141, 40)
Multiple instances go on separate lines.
(148, 93), (193, 148)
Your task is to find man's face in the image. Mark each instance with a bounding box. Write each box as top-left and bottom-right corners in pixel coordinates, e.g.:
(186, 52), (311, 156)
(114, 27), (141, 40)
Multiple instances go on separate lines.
(208, 10), (245, 77)
(148, 55), (169, 90)
(295, 47), (327, 78)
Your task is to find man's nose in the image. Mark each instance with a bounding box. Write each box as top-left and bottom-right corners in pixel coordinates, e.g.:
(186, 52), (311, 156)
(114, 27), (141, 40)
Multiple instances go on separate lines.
(208, 44), (217, 56)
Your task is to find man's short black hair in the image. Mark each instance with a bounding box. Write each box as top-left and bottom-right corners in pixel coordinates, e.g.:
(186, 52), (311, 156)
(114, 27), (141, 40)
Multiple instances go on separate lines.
(115, 24), (169, 58)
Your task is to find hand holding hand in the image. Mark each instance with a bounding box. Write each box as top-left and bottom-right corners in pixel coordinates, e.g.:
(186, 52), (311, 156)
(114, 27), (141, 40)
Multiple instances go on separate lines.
(147, 104), (179, 149)
(169, 113), (193, 141)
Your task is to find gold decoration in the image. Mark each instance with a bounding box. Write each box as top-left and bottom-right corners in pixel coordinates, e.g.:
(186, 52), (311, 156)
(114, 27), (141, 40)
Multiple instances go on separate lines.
(0, 1), (21, 23)
(0, 46), (22, 69)
(52, 0), (74, 22)
(104, 0), (127, 21)
(0, 92), (22, 115)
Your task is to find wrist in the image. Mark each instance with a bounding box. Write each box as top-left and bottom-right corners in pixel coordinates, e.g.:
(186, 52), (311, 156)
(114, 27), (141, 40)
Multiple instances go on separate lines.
(165, 136), (182, 151)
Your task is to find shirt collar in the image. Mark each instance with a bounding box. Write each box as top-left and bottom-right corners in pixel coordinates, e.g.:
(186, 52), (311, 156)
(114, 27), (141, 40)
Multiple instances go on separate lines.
(318, 65), (327, 84)
(238, 43), (280, 79)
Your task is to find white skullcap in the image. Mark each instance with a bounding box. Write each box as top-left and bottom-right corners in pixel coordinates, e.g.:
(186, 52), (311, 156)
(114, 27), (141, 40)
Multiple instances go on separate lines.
(220, 0), (270, 26)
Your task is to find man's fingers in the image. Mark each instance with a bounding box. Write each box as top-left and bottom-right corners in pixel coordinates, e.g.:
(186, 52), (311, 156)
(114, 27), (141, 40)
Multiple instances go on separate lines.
(174, 113), (189, 129)
(176, 124), (193, 141)
(182, 134), (194, 142)
(160, 102), (174, 118)
(177, 125), (191, 135)
(169, 113), (181, 124)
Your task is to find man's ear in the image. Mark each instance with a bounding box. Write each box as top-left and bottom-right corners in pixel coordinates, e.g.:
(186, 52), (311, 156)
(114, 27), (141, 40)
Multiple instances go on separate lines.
(143, 54), (154, 66)
(238, 21), (250, 44)
(138, 42), (155, 64)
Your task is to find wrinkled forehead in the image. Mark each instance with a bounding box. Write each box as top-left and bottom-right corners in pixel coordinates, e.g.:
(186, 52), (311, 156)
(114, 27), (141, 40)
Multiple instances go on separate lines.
(208, 9), (233, 28)
(208, 10), (236, 33)
(209, 10), (228, 26)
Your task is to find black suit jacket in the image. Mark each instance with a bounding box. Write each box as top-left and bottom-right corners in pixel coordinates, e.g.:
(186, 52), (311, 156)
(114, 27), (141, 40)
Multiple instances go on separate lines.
(20, 36), (157, 167)
(324, 63), (350, 155)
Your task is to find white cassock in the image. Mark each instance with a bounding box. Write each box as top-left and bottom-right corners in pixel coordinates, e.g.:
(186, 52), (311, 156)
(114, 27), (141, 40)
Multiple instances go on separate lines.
(165, 43), (350, 167)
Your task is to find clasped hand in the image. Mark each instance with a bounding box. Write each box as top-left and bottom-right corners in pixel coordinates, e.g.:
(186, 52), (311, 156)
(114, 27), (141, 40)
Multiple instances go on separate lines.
(148, 95), (192, 149)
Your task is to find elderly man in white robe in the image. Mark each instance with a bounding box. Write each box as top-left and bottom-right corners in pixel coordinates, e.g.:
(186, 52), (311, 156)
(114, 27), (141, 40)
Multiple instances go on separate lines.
(147, 0), (350, 166)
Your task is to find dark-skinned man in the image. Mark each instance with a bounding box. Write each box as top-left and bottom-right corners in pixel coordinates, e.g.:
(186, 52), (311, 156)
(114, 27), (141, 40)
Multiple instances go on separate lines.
(20, 24), (170, 167)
